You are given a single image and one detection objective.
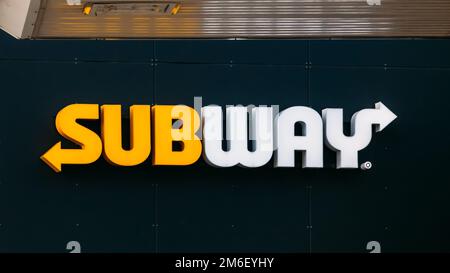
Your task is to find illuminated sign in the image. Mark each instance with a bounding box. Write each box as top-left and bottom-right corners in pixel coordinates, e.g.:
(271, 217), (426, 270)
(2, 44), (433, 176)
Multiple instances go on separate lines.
(41, 102), (397, 172)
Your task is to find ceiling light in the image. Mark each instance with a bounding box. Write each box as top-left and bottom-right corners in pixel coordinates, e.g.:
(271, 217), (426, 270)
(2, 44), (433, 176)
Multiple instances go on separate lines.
(82, 1), (181, 16)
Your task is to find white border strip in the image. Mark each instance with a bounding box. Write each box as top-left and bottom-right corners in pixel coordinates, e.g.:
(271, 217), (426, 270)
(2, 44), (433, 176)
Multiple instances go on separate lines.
(0, 0), (41, 39)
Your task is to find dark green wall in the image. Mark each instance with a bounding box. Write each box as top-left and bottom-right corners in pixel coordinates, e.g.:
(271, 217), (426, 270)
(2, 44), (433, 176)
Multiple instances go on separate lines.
(1, 32), (450, 252)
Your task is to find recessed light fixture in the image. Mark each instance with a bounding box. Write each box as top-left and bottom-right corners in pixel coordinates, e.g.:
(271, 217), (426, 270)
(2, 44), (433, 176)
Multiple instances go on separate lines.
(82, 1), (181, 16)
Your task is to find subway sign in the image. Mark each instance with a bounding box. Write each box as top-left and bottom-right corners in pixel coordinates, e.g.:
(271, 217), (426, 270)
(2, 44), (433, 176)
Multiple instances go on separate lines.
(41, 102), (397, 172)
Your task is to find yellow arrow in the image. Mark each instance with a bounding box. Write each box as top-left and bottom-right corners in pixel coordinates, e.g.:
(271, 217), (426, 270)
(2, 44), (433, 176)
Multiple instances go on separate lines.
(41, 104), (102, 173)
(41, 141), (103, 172)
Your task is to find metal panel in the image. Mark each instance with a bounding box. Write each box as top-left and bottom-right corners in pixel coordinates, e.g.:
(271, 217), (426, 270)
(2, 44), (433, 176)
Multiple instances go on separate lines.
(0, 61), (156, 252)
(0, 31), (154, 61)
(154, 63), (309, 252)
(310, 40), (450, 67)
(31, 0), (450, 38)
(155, 40), (308, 64)
(309, 66), (450, 252)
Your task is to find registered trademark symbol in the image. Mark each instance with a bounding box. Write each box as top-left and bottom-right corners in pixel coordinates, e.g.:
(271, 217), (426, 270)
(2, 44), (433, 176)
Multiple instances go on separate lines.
(360, 161), (372, 170)
(366, 241), (381, 253)
(66, 241), (81, 253)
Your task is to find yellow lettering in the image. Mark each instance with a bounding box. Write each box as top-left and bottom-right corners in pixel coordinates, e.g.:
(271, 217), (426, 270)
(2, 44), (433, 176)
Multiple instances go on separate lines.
(101, 105), (151, 166)
(152, 105), (202, 165)
(41, 104), (102, 172)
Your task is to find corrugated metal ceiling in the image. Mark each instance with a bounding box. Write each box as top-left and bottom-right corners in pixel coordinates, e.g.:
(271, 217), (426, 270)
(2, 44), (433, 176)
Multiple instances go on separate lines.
(33, 0), (450, 38)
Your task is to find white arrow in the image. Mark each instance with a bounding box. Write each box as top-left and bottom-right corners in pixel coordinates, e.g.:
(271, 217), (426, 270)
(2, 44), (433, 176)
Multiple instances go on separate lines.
(352, 102), (397, 134)
(323, 102), (397, 168)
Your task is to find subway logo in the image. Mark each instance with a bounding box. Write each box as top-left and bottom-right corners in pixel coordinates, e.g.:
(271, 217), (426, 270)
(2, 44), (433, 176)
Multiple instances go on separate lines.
(41, 102), (397, 172)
